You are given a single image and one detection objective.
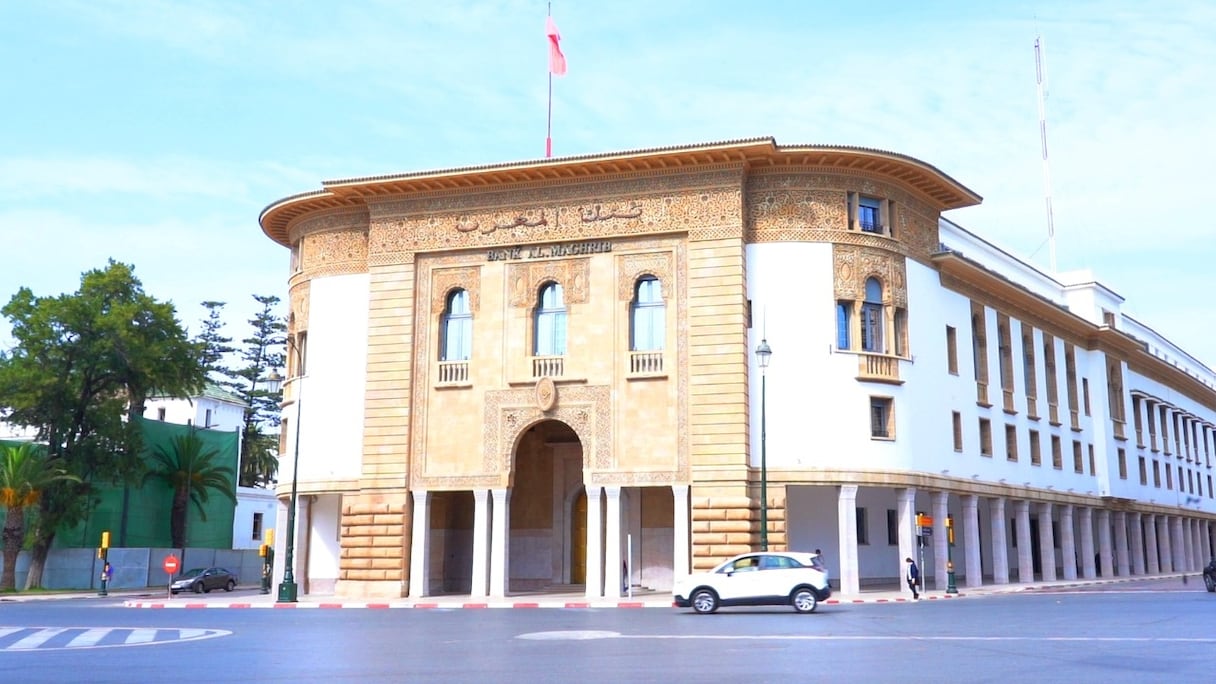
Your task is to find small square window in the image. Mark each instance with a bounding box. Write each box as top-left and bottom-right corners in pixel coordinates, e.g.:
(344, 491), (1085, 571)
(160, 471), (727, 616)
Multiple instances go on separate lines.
(871, 397), (894, 439)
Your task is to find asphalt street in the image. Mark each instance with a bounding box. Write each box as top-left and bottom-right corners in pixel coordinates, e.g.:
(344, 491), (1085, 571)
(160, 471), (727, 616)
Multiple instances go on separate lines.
(1, 579), (1213, 683)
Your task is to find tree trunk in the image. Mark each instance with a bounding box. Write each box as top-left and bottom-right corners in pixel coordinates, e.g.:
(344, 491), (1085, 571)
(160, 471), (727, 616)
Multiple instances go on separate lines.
(171, 490), (188, 549)
(1, 507), (25, 591)
(22, 537), (51, 590)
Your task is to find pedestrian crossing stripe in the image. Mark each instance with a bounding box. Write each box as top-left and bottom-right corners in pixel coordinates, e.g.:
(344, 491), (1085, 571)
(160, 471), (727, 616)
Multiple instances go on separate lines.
(0, 627), (230, 651)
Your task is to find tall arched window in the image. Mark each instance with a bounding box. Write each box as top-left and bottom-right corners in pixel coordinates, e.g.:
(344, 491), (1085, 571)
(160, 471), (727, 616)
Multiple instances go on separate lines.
(630, 276), (664, 351)
(534, 282), (567, 356)
(861, 277), (884, 352)
(440, 288), (472, 361)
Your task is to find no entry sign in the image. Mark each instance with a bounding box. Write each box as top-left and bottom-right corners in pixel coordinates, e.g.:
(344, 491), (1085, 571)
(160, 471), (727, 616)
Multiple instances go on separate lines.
(163, 555), (180, 575)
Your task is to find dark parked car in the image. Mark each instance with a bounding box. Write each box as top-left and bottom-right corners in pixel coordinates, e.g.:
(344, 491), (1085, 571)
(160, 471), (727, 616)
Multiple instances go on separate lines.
(170, 567), (238, 594)
(1204, 560), (1216, 593)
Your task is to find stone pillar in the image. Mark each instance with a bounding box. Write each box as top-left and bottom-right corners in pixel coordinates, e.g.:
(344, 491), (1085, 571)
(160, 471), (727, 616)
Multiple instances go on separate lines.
(1097, 509), (1114, 578)
(1144, 514), (1159, 573)
(585, 486), (602, 598)
(470, 489), (489, 597)
(489, 488), (511, 597)
(1114, 511), (1130, 577)
(933, 491), (950, 591)
(1059, 505), (1077, 580)
(1157, 515), (1173, 573)
(672, 485), (690, 580)
(604, 486), (622, 598)
(1172, 516), (1187, 572)
(1079, 507), (1096, 579)
(963, 494), (982, 588)
(1129, 512), (1145, 575)
(1016, 500), (1034, 584)
(990, 497), (1009, 585)
(1037, 502), (1056, 582)
(1191, 518), (1203, 571)
(408, 490), (430, 599)
(839, 485), (862, 595)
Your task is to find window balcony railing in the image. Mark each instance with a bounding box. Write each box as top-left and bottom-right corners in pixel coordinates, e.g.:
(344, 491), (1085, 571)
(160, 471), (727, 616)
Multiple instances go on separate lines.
(531, 355), (565, 379)
(437, 360), (469, 385)
(975, 380), (989, 406)
(1002, 388), (1016, 414)
(859, 219), (882, 233)
(1070, 408), (1081, 431)
(1048, 401), (1060, 425)
(1027, 395), (1038, 419)
(1113, 418), (1127, 440)
(629, 351), (664, 376)
(856, 352), (902, 385)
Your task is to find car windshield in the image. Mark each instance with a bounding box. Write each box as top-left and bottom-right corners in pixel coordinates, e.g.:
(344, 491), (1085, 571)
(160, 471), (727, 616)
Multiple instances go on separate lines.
(179, 568), (204, 579)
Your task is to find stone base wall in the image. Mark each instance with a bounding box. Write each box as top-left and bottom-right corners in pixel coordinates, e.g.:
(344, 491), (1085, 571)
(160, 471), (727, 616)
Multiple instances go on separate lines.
(338, 494), (408, 597)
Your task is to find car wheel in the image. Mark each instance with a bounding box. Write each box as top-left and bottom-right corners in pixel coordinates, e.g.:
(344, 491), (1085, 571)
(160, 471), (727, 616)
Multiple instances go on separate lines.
(193, 581), (204, 594)
(791, 587), (818, 613)
(1205, 574), (1215, 593)
(225, 580), (236, 592)
(691, 588), (719, 614)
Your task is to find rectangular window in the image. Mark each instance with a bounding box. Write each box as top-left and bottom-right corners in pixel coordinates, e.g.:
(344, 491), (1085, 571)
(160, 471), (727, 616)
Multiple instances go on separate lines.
(1064, 345), (1079, 428)
(157, 407), (166, 421)
(870, 397), (894, 439)
(971, 302), (989, 392)
(946, 326), (959, 375)
(836, 301), (852, 349)
(979, 418), (993, 457)
(894, 308), (908, 357)
(252, 512), (264, 541)
(1165, 462), (1173, 490)
(1208, 475), (1213, 499)
(1030, 430), (1041, 466)
(887, 509), (899, 545)
(1052, 435), (1062, 470)
(1138, 455), (1147, 485)
(204, 408), (213, 428)
(1082, 378), (1091, 416)
(1088, 444), (1095, 475)
(1160, 406), (1171, 455)
(1133, 396), (1144, 447)
(1043, 334), (1059, 423)
(952, 411), (963, 452)
(1005, 424), (1018, 462)
(1021, 324), (1037, 406)
(859, 196), (882, 233)
(997, 314), (1014, 397)
(1153, 459), (1160, 488)
(856, 507), (869, 545)
(1073, 441), (1083, 474)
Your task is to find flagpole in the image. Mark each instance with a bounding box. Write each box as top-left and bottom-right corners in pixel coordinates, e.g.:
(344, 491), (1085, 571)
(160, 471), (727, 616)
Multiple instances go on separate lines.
(546, 2), (553, 157)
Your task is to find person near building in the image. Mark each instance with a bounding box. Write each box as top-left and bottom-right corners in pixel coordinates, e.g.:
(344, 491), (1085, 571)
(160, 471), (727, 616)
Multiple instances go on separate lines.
(906, 557), (920, 600)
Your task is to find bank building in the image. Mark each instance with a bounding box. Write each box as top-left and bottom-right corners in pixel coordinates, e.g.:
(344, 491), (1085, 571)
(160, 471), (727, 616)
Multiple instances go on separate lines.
(258, 137), (1216, 600)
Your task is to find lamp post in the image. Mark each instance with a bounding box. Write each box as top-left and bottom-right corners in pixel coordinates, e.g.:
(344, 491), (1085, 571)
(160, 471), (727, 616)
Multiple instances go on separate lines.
(755, 338), (772, 552)
(270, 356), (302, 603)
(946, 515), (959, 594)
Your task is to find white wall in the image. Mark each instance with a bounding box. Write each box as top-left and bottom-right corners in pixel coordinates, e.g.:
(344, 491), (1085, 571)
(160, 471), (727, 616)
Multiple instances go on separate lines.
(233, 486), (277, 550)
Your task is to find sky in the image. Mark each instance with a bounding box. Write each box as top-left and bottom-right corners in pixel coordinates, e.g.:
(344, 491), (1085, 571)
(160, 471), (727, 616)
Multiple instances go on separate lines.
(2, 1), (1214, 366)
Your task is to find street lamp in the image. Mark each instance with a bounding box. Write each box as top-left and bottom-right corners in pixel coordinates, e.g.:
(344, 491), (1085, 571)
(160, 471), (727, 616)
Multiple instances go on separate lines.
(755, 338), (772, 552)
(270, 355), (302, 603)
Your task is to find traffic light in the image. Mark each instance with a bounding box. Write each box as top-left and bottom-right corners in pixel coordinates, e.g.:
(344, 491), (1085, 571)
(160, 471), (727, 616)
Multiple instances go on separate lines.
(100, 531), (110, 549)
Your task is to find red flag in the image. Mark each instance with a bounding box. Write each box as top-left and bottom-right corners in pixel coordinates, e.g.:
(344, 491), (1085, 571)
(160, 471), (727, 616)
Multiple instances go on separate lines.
(546, 16), (567, 76)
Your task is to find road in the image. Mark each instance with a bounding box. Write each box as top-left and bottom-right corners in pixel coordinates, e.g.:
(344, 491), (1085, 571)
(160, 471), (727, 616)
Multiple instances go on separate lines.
(1, 580), (1213, 683)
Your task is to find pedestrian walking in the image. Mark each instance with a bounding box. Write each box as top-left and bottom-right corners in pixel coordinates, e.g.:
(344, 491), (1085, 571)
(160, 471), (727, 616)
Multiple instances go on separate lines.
(905, 557), (920, 600)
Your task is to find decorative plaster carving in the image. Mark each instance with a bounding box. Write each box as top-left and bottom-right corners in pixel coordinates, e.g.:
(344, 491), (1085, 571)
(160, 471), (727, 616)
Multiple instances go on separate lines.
(430, 266), (481, 315)
(507, 258), (590, 308)
(299, 228), (368, 280)
(290, 281), (311, 331)
(617, 251), (674, 301)
(535, 377), (556, 412)
(834, 244), (908, 308)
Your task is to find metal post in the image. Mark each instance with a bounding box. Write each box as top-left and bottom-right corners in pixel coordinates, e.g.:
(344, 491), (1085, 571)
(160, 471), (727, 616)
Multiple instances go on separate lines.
(278, 370), (302, 603)
(760, 370), (768, 552)
(947, 516), (959, 594)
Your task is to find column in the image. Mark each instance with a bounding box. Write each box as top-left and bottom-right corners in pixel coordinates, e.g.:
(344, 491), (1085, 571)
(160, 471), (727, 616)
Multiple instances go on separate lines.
(1060, 505), (1077, 581)
(672, 485), (690, 580)
(933, 491), (950, 591)
(1157, 515), (1173, 573)
(1016, 500), (1034, 584)
(1097, 509), (1113, 578)
(1144, 514), (1160, 574)
(1191, 518), (1203, 571)
(962, 494), (982, 588)
(408, 490), (430, 599)
(1171, 516), (1187, 572)
(297, 497), (312, 593)
(990, 497), (1009, 585)
(584, 486), (603, 599)
(604, 486), (622, 598)
(1037, 502), (1056, 582)
(1079, 507), (1096, 579)
(489, 488), (510, 597)
(470, 489), (490, 597)
(1129, 512), (1146, 576)
(1114, 511), (1130, 577)
(839, 485), (862, 595)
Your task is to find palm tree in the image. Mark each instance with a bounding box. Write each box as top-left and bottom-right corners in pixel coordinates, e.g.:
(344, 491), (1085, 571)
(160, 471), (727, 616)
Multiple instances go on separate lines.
(0, 443), (78, 591)
(142, 433), (237, 549)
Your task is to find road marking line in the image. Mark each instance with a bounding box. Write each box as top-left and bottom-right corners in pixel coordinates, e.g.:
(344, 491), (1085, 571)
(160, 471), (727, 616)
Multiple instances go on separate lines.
(67, 628), (110, 647)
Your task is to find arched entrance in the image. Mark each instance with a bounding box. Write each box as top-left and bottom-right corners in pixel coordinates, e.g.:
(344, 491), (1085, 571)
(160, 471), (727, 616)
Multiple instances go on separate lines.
(509, 419), (585, 592)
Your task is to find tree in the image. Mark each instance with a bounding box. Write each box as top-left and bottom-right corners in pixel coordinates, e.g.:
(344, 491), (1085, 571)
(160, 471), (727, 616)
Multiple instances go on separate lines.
(196, 301), (236, 383)
(229, 295), (285, 488)
(142, 433), (236, 549)
(0, 443), (78, 591)
(0, 260), (205, 587)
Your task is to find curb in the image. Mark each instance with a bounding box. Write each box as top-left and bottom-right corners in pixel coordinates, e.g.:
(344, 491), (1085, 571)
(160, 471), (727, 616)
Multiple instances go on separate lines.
(122, 599), (674, 609)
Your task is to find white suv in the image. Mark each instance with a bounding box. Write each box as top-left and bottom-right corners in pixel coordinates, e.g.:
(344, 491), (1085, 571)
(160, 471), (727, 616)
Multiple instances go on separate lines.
(673, 551), (831, 614)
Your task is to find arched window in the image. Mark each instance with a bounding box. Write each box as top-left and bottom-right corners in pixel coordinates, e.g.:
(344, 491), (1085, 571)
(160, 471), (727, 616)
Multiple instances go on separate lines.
(630, 276), (664, 351)
(861, 277), (884, 352)
(440, 288), (472, 361)
(534, 282), (567, 356)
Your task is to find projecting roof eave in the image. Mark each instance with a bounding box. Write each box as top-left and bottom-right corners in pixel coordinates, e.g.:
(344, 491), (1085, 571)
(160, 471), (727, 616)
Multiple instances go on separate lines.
(259, 137), (983, 246)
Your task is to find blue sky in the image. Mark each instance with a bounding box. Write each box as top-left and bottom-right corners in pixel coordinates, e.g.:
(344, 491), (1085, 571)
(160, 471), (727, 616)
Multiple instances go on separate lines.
(2, 1), (1214, 365)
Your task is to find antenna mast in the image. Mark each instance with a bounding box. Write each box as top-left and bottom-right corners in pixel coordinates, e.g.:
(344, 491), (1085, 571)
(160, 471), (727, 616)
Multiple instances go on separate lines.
(1035, 36), (1058, 274)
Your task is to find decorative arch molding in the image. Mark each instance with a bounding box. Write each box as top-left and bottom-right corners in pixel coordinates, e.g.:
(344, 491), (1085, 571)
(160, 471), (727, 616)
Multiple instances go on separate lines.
(834, 244), (908, 308)
(487, 385), (613, 486)
(430, 266), (482, 315)
(507, 258), (591, 308)
(617, 251), (674, 301)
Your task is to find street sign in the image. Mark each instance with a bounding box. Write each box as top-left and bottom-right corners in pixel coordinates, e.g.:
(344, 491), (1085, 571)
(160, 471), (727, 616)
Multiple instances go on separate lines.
(919, 526), (933, 536)
(163, 555), (180, 575)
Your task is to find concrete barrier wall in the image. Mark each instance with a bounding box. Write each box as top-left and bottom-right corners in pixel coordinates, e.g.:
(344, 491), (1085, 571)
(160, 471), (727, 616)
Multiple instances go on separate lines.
(14, 548), (264, 591)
